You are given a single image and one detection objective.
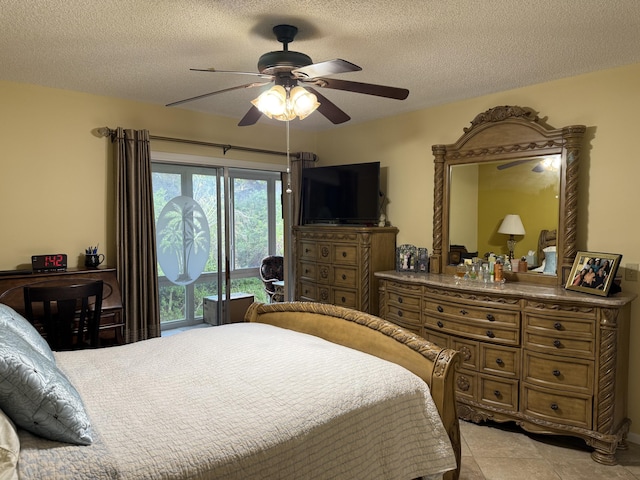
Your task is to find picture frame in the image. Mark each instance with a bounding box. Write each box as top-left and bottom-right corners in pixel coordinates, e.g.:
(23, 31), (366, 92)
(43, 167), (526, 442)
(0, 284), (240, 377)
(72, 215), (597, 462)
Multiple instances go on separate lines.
(417, 247), (429, 272)
(396, 244), (418, 272)
(565, 251), (622, 296)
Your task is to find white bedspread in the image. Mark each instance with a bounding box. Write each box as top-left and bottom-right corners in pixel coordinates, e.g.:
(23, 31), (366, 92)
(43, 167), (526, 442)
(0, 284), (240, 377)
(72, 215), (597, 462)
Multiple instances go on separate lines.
(18, 323), (456, 479)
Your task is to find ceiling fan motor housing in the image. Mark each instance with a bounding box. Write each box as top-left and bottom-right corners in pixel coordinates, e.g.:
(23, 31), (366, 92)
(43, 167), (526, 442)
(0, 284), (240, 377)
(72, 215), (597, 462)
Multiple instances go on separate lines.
(258, 51), (313, 75)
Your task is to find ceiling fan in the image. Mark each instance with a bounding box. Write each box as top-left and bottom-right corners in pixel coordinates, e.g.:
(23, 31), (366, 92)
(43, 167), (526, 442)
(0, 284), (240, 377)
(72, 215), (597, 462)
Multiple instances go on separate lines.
(166, 24), (410, 126)
(497, 156), (561, 173)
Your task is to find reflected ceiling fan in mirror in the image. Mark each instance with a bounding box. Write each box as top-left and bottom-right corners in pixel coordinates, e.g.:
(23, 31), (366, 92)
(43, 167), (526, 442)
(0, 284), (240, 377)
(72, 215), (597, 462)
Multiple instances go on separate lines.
(497, 155), (561, 173)
(166, 24), (410, 126)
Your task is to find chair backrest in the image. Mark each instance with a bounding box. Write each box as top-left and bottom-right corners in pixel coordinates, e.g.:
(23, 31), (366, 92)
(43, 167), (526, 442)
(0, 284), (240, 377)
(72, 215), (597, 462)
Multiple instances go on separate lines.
(259, 256), (284, 293)
(23, 280), (104, 351)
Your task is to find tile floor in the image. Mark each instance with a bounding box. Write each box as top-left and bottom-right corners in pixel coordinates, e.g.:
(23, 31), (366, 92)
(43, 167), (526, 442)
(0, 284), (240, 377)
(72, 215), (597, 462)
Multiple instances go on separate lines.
(458, 420), (640, 479)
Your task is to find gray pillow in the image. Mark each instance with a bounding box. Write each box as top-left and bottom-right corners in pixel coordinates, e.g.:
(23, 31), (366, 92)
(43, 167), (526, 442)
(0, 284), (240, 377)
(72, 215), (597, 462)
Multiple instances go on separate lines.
(0, 303), (55, 363)
(0, 330), (93, 445)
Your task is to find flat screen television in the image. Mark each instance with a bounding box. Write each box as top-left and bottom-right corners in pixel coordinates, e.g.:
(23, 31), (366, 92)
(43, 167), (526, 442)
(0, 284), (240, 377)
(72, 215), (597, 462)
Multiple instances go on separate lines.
(301, 161), (380, 225)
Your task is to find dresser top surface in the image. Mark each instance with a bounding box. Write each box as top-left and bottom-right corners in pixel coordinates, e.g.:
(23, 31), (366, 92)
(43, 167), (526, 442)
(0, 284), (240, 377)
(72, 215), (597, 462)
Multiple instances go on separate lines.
(375, 271), (637, 307)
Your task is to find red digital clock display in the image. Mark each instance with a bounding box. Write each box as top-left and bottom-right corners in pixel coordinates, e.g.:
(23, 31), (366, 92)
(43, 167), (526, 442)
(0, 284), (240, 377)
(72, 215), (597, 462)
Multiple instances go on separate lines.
(31, 254), (68, 272)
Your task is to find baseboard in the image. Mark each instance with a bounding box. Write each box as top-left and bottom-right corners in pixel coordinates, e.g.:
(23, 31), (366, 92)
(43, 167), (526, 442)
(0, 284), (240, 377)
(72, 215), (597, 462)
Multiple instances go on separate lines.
(627, 431), (640, 446)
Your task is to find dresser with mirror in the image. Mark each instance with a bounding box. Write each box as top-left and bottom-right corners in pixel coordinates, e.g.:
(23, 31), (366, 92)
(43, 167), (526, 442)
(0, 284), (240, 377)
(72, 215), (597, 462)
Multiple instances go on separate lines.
(376, 106), (636, 464)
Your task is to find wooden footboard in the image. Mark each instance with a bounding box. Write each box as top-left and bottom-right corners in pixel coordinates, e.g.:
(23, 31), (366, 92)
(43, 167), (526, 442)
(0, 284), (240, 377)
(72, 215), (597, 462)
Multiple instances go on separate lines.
(245, 301), (461, 480)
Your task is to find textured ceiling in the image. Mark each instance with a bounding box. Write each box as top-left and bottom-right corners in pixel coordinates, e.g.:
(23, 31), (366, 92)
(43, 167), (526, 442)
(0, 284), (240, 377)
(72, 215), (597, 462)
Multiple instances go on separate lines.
(2, 0), (640, 131)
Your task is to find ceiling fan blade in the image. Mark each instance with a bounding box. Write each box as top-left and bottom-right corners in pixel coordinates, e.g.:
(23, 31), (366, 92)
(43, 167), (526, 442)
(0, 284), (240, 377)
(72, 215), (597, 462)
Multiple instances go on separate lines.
(190, 68), (273, 80)
(497, 159), (536, 170)
(307, 77), (409, 100)
(238, 105), (263, 126)
(166, 82), (271, 107)
(305, 87), (350, 124)
(292, 59), (361, 79)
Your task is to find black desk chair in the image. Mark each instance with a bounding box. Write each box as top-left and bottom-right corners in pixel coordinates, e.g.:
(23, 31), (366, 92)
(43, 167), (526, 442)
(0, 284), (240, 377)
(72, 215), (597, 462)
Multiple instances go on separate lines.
(23, 280), (104, 351)
(259, 255), (284, 303)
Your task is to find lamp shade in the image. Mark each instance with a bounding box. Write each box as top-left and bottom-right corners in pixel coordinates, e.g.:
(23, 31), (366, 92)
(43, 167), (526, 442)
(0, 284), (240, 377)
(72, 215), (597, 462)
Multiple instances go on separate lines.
(498, 214), (526, 235)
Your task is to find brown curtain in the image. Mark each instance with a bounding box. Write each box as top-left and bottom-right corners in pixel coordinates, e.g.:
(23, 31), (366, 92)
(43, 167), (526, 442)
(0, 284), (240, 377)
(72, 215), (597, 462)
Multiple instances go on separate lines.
(291, 151), (318, 226)
(286, 152), (317, 299)
(114, 128), (160, 342)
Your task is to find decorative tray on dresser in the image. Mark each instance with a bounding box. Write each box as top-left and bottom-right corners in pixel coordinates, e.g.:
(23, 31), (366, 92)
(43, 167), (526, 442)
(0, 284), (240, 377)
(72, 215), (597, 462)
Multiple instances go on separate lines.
(375, 270), (636, 465)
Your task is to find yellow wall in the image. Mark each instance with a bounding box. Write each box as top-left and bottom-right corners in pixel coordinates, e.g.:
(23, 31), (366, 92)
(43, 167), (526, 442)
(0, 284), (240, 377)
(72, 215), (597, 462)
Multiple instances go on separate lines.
(0, 81), (316, 270)
(316, 62), (640, 439)
(2, 62), (640, 438)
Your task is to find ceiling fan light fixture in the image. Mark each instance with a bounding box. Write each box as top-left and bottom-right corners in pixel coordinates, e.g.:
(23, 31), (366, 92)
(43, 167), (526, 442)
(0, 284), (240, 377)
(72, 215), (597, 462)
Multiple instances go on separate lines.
(289, 86), (320, 120)
(251, 85), (287, 118)
(251, 85), (319, 122)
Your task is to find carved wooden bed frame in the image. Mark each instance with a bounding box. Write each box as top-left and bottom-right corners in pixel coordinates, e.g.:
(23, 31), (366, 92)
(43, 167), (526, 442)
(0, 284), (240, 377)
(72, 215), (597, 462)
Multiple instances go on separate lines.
(246, 301), (461, 480)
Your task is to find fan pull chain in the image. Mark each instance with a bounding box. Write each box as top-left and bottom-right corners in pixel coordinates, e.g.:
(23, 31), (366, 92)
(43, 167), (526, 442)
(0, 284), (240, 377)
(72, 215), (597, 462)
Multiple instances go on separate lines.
(286, 120), (292, 194)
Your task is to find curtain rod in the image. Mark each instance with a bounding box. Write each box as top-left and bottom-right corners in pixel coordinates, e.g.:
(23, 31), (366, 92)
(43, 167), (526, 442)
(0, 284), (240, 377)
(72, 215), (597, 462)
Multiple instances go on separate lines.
(95, 127), (302, 159)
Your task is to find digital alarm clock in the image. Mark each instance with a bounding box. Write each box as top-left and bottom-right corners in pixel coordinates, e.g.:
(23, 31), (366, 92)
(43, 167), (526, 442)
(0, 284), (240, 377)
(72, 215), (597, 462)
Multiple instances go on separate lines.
(31, 254), (68, 273)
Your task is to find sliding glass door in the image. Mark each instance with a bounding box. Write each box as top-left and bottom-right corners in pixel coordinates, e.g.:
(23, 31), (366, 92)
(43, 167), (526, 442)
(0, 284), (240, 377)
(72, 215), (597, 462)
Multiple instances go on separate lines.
(152, 162), (283, 330)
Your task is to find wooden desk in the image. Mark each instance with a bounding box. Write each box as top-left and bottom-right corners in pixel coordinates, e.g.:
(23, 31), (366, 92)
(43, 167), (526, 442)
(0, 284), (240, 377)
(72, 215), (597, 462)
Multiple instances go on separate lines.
(0, 267), (124, 345)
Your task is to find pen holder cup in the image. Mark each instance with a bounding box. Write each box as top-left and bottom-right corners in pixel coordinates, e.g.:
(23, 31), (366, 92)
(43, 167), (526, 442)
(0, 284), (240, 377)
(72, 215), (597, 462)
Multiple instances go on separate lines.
(85, 254), (104, 268)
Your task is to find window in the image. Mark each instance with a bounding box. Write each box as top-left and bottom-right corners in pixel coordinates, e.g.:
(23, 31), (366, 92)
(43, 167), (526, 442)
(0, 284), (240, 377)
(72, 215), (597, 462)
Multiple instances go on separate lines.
(152, 160), (283, 329)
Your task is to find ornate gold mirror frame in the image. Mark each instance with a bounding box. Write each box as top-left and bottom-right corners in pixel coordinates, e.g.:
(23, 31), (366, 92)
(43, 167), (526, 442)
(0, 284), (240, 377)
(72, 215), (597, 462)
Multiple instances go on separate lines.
(430, 106), (586, 286)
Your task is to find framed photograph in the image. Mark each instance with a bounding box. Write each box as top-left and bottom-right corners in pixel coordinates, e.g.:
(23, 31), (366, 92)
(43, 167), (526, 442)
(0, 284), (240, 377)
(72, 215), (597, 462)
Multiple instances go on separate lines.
(565, 251), (622, 296)
(396, 244), (418, 272)
(417, 247), (429, 272)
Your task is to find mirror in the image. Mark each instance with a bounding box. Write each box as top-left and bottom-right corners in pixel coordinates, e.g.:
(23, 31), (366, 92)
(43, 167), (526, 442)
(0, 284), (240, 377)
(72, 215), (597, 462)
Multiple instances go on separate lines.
(430, 106), (586, 286)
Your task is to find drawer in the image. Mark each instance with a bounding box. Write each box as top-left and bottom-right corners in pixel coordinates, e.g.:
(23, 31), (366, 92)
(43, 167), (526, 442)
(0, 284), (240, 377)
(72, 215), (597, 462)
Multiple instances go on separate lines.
(332, 266), (358, 287)
(332, 244), (358, 265)
(392, 318), (423, 336)
(451, 337), (479, 370)
(424, 314), (519, 346)
(522, 384), (591, 429)
(387, 289), (421, 310)
(298, 262), (317, 281)
(387, 303), (421, 327)
(423, 329), (450, 349)
(524, 313), (595, 337)
(523, 351), (593, 393)
(479, 374), (519, 411)
(332, 288), (357, 309)
(480, 344), (519, 378)
(523, 331), (595, 359)
(299, 241), (317, 261)
(298, 281), (317, 301)
(454, 369), (477, 401)
(424, 299), (519, 326)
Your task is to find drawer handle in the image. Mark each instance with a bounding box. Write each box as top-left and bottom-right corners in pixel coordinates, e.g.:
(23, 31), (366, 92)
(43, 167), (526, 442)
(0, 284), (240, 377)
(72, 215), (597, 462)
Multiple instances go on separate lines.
(398, 296), (403, 303)
(553, 339), (562, 348)
(305, 269), (309, 274)
(437, 306), (444, 313)
(398, 310), (403, 317)
(554, 322), (563, 330)
(437, 321), (444, 328)
(553, 369), (561, 377)
(342, 251), (347, 257)
(460, 309), (468, 315)
(341, 297), (346, 303)
(341, 274), (347, 280)
(486, 314), (495, 321)
(493, 390), (501, 398)
(305, 248), (310, 253)
(486, 330), (495, 338)
(496, 358), (504, 366)
(550, 403), (559, 411)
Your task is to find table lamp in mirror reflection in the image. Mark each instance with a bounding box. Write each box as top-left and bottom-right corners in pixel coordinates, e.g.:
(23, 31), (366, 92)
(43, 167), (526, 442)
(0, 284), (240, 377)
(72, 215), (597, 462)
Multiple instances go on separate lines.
(498, 214), (526, 261)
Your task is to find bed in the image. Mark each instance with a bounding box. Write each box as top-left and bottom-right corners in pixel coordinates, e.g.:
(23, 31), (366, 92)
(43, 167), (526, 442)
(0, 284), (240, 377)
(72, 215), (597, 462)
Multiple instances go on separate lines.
(0, 301), (460, 480)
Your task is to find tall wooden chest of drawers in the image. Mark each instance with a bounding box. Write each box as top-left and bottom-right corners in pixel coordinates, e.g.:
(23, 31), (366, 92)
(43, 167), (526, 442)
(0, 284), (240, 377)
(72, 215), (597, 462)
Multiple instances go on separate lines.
(375, 271), (635, 465)
(293, 225), (397, 315)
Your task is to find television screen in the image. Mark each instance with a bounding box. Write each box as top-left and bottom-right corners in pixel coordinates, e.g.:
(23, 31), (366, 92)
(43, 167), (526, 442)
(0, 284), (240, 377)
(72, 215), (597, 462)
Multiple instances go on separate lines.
(301, 161), (380, 225)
